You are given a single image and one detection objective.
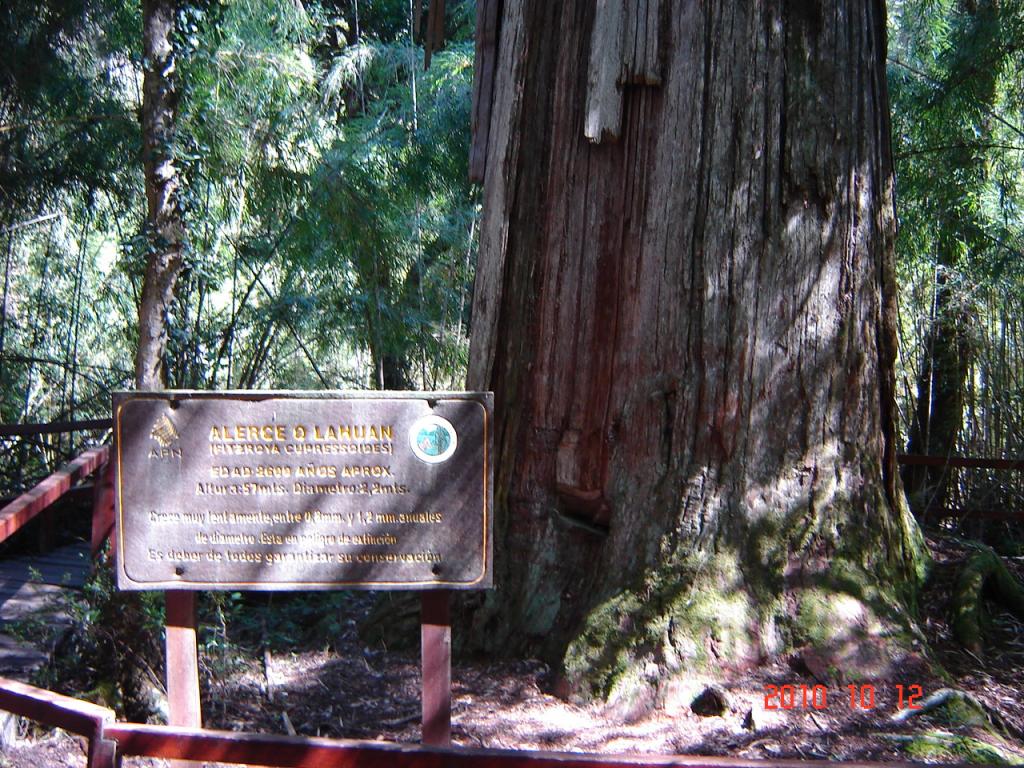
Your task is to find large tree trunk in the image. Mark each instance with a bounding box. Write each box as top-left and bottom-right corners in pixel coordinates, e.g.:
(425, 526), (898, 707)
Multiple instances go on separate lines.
(465, 0), (927, 702)
(135, 0), (185, 389)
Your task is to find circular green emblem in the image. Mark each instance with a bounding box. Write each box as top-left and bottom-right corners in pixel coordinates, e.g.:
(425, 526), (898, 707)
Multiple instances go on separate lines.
(408, 415), (458, 464)
(415, 424), (451, 457)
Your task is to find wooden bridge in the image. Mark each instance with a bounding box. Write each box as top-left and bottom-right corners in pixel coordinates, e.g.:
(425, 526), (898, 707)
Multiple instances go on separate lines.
(0, 542), (90, 677)
(0, 438), (106, 686)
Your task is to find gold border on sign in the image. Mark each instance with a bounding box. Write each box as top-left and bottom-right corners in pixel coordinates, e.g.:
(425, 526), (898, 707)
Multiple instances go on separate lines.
(115, 394), (491, 590)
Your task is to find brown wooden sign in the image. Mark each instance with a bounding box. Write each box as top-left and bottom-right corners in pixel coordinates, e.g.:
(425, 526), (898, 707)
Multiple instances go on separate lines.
(113, 391), (492, 591)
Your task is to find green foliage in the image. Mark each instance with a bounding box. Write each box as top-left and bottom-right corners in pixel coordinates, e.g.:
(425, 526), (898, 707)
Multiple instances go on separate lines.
(0, 0), (140, 211)
(154, 0), (479, 392)
(0, 0), (479, 488)
(0, 0), (141, 486)
(32, 550), (166, 717)
(201, 591), (352, 656)
(890, 0), (1024, 285)
(890, 0), (1024, 519)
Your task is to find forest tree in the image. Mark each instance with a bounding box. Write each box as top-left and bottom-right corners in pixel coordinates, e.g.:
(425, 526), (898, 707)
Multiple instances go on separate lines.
(465, 0), (928, 703)
(136, 0), (186, 390)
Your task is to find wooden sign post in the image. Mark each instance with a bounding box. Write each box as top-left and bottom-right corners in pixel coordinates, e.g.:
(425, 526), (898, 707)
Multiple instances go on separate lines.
(165, 592), (201, 729)
(421, 591), (451, 746)
(112, 391), (493, 746)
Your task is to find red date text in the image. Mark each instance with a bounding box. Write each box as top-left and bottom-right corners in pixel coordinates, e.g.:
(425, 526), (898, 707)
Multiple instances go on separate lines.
(763, 683), (924, 711)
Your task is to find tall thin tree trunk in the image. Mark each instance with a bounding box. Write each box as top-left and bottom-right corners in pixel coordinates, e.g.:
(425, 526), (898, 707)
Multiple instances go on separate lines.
(135, 0), (185, 390)
(0, 226), (15, 384)
(903, 268), (971, 518)
(67, 213), (87, 425)
(119, 0), (191, 728)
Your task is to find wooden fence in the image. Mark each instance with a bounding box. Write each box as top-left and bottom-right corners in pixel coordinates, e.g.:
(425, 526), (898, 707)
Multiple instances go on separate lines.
(0, 419), (111, 439)
(898, 453), (1024, 521)
(0, 444), (109, 545)
(0, 675), (996, 768)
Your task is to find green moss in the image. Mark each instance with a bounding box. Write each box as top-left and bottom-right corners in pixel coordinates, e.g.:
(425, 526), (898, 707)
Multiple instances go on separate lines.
(910, 690), (1003, 730)
(794, 588), (845, 647)
(604, 665), (659, 721)
(564, 551), (755, 701)
(902, 732), (1023, 765)
(791, 560), (898, 646)
(563, 478), (930, 701)
(952, 545), (1024, 656)
(941, 696), (992, 728)
(895, 490), (932, 588)
(563, 589), (644, 699)
(565, 542), (923, 699)
(891, 691), (1024, 764)
(671, 590), (754, 663)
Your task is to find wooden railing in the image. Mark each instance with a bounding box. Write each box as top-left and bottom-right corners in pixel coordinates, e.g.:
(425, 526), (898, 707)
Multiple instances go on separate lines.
(897, 453), (1024, 471)
(0, 676), (993, 768)
(898, 453), (1024, 521)
(0, 418), (111, 439)
(0, 445), (109, 545)
(0, 677), (116, 766)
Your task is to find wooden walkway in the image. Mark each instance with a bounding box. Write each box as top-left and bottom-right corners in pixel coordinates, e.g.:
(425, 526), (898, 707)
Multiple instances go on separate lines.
(0, 542), (90, 680)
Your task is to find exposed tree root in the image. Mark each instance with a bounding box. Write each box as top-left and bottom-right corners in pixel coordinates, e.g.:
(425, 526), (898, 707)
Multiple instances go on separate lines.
(950, 545), (1024, 658)
(885, 687), (1024, 764)
(891, 688), (986, 724)
(891, 687), (1023, 741)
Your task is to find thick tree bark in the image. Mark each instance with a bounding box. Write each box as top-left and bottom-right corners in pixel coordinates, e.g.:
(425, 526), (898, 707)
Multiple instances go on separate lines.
(465, 1), (927, 701)
(135, 0), (185, 390)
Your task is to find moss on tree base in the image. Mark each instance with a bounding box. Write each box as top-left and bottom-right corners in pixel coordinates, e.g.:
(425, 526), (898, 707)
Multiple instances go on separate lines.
(887, 689), (1024, 765)
(897, 732), (1024, 765)
(564, 538), (926, 707)
(951, 545), (1024, 657)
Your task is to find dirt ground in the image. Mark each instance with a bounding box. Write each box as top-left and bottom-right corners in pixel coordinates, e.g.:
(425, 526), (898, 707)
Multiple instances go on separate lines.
(3, 534), (1023, 767)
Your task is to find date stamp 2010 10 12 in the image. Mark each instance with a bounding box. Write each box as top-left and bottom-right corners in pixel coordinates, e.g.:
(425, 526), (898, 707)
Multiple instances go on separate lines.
(764, 683), (925, 711)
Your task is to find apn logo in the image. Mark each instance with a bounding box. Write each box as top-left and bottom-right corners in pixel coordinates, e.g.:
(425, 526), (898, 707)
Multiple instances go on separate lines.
(149, 415), (182, 459)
